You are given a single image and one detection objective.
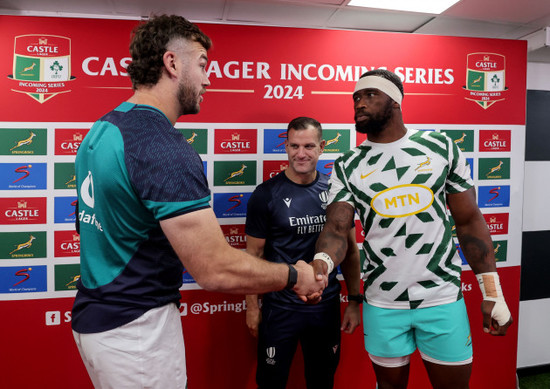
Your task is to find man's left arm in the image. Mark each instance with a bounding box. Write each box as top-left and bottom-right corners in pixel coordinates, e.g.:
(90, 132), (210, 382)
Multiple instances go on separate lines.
(447, 187), (513, 336)
(339, 227), (362, 334)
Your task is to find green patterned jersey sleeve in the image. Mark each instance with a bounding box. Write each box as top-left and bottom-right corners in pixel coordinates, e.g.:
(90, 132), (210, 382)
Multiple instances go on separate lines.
(327, 157), (355, 208)
(445, 134), (474, 194)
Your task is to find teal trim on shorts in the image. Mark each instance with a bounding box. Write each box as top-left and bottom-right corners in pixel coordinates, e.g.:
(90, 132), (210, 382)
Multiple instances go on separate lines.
(363, 299), (473, 363)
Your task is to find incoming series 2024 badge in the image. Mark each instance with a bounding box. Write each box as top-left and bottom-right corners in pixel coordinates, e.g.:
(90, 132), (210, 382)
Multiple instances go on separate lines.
(8, 34), (75, 103)
(464, 52), (508, 109)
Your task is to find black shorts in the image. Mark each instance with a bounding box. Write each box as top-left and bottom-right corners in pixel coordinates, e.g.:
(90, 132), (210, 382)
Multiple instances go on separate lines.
(256, 298), (341, 389)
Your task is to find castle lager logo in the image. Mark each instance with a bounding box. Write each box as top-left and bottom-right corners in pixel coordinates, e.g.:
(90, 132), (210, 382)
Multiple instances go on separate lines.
(263, 160), (289, 181)
(214, 129), (257, 154)
(55, 129), (88, 155)
(0, 197), (47, 224)
(479, 130), (511, 152)
(464, 53), (507, 109)
(221, 224), (247, 249)
(483, 213), (509, 235)
(54, 230), (80, 257)
(8, 35), (75, 103)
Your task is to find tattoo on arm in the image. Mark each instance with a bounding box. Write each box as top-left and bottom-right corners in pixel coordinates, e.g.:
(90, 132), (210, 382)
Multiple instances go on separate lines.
(459, 234), (490, 264)
(317, 230), (348, 261)
(316, 203), (355, 262)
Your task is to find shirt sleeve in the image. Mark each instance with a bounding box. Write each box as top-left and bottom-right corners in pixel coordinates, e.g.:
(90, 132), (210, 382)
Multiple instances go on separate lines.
(445, 135), (474, 194)
(124, 118), (211, 220)
(327, 157), (355, 208)
(245, 185), (271, 239)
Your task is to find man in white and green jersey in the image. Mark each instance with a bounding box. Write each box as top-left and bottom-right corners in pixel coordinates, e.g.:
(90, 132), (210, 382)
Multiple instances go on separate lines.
(311, 69), (513, 389)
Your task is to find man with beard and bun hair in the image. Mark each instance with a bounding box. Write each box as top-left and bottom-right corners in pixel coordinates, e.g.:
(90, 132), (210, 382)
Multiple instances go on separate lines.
(71, 15), (326, 389)
(311, 69), (513, 389)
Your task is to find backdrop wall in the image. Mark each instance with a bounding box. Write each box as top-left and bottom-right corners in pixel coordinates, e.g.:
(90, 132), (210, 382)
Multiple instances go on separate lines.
(0, 15), (525, 388)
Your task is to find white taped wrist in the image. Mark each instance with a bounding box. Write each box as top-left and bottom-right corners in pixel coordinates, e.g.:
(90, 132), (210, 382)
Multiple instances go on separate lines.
(314, 252), (335, 274)
(476, 272), (511, 326)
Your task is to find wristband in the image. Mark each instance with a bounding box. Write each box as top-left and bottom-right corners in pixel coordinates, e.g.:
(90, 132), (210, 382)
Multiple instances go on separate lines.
(285, 264), (298, 290)
(348, 294), (364, 303)
(314, 252), (335, 274)
(476, 272), (511, 326)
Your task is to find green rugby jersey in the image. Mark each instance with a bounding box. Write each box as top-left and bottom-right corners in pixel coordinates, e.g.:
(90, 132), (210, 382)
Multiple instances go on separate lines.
(328, 129), (473, 309)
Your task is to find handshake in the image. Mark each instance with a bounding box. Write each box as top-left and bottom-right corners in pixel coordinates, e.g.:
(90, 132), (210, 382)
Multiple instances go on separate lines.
(290, 256), (333, 303)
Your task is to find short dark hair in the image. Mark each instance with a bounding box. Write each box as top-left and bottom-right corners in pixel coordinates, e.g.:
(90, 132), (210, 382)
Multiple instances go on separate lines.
(287, 116), (322, 140)
(359, 69), (404, 99)
(126, 15), (212, 89)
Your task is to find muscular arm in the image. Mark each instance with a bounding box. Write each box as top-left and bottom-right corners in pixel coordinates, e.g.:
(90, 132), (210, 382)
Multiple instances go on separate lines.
(339, 227), (362, 334)
(447, 187), (512, 335)
(340, 228), (361, 296)
(245, 235), (266, 337)
(315, 202), (356, 268)
(447, 188), (495, 273)
(160, 208), (323, 297)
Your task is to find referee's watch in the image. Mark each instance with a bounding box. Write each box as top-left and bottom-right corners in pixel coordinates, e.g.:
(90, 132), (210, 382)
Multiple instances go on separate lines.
(348, 294), (364, 303)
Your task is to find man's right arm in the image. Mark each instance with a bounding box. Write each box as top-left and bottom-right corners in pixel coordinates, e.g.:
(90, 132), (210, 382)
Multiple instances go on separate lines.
(160, 208), (325, 299)
(313, 202), (356, 275)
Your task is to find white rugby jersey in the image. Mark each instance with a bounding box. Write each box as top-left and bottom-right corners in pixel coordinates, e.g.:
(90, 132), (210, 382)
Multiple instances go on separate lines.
(328, 129), (473, 309)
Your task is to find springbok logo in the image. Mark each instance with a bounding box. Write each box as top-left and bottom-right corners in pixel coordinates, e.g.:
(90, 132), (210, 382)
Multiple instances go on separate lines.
(326, 132), (341, 146)
(454, 133), (467, 145)
(486, 161), (503, 177)
(415, 157), (431, 171)
(186, 132), (198, 144)
(10, 132), (36, 152)
(9, 235), (36, 255)
(80, 171), (95, 208)
(224, 164), (247, 182)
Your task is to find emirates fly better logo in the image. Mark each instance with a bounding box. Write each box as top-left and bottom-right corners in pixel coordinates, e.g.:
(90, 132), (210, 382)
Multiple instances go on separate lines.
(8, 35), (75, 103)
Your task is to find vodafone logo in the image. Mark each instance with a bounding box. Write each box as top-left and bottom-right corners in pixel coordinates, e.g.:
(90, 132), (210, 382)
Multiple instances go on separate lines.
(80, 171), (94, 208)
(78, 171), (103, 231)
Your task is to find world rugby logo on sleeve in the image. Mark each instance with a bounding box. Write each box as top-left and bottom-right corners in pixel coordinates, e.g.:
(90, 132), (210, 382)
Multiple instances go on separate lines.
(463, 53), (507, 109)
(8, 34), (75, 103)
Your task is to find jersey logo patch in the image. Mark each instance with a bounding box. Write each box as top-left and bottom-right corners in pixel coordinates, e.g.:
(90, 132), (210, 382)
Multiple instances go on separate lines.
(283, 198), (292, 208)
(361, 169), (376, 179)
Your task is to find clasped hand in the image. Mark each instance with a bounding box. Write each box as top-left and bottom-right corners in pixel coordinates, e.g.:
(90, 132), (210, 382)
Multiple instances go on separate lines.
(292, 260), (328, 303)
